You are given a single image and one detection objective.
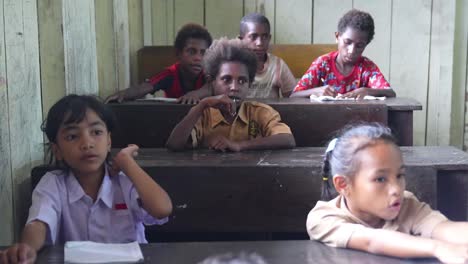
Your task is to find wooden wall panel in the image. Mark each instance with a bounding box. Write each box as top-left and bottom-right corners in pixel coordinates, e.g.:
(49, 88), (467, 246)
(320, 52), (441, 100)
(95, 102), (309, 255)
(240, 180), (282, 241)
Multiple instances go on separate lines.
(0, 0), (13, 245)
(275, 0), (312, 44)
(38, 0), (65, 116)
(390, 0), (432, 146)
(128, 0), (144, 86)
(113, 0), (130, 93)
(152, 0), (174, 45)
(62, 0), (99, 94)
(243, 0), (275, 43)
(95, 0), (118, 98)
(313, 0), (352, 43)
(353, 0), (392, 79)
(426, 0), (456, 145)
(174, 0), (204, 32)
(143, 0), (152, 45)
(4, 0), (43, 239)
(205, 0), (243, 39)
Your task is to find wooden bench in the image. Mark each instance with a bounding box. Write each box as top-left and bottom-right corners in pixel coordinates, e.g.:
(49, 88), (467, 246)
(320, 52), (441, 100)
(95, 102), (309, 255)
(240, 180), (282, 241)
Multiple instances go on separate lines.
(31, 146), (468, 242)
(138, 44), (337, 81)
(109, 97), (421, 148)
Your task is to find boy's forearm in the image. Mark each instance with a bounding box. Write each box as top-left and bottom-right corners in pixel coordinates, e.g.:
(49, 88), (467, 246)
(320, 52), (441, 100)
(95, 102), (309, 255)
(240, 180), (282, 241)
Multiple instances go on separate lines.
(166, 102), (207, 150)
(289, 89), (316, 98)
(123, 83), (154, 100)
(348, 228), (437, 259)
(240, 133), (296, 151)
(432, 221), (468, 244)
(120, 158), (172, 218)
(20, 221), (47, 252)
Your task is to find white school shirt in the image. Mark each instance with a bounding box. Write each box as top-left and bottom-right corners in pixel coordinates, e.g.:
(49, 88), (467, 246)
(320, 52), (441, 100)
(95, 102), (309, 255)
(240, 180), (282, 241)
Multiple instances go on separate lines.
(26, 167), (168, 244)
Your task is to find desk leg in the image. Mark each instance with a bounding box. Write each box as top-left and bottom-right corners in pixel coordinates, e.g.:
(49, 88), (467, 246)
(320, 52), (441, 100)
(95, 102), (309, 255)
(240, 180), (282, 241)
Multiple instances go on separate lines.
(438, 170), (468, 221)
(388, 111), (413, 146)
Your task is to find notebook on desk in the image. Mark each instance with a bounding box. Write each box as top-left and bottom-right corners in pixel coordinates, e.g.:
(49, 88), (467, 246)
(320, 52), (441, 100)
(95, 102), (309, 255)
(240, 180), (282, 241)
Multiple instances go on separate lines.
(64, 241), (143, 263)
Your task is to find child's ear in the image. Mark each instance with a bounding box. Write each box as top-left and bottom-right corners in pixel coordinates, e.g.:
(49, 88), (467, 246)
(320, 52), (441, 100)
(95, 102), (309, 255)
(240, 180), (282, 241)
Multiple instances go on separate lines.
(335, 32), (340, 43)
(52, 143), (63, 161)
(333, 175), (349, 195)
(237, 35), (243, 40)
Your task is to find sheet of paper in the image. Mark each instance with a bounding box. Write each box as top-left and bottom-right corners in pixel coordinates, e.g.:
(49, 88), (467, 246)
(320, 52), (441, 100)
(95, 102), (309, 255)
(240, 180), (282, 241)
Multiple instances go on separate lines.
(136, 97), (178, 103)
(310, 95), (386, 102)
(64, 241), (143, 263)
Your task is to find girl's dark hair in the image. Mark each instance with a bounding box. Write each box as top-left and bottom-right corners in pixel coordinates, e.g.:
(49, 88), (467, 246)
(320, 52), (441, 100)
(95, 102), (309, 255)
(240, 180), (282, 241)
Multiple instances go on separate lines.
(337, 9), (375, 44)
(320, 123), (397, 201)
(239, 13), (271, 37)
(202, 38), (257, 83)
(174, 23), (213, 52)
(41, 94), (116, 165)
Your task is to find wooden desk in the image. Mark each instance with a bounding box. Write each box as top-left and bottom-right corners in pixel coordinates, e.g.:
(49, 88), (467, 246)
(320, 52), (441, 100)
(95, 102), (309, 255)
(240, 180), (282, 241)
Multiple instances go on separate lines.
(31, 146), (468, 242)
(109, 97), (421, 148)
(3, 241), (441, 263)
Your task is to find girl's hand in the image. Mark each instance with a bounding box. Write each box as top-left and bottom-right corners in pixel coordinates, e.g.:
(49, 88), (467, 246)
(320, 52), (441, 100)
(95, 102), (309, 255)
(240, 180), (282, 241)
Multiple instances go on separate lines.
(109, 144), (139, 176)
(434, 241), (468, 264)
(339, 88), (370, 99)
(208, 136), (242, 152)
(0, 243), (36, 264)
(200, 95), (235, 115)
(311, 85), (337, 97)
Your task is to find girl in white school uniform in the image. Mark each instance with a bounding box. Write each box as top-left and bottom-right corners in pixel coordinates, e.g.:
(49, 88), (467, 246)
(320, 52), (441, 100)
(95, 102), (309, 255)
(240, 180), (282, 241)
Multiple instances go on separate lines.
(307, 123), (468, 263)
(0, 95), (172, 264)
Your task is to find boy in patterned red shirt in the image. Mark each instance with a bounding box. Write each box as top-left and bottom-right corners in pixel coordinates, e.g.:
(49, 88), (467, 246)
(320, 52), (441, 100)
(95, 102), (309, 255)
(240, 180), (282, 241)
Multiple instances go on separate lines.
(290, 9), (395, 99)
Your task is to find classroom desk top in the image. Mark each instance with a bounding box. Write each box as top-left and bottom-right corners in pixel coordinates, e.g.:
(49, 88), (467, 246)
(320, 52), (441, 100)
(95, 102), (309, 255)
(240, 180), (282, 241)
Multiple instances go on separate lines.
(134, 146), (468, 170)
(109, 97), (422, 147)
(1, 240), (441, 263)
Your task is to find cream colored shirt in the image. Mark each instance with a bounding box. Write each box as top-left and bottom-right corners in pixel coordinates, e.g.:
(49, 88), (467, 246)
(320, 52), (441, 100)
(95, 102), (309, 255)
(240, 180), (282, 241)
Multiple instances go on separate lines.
(247, 53), (296, 98)
(306, 191), (447, 248)
(191, 101), (292, 148)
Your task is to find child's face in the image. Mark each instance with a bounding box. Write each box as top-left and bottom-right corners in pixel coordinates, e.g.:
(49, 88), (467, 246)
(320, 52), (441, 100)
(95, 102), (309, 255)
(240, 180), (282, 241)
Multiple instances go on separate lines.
(345, 142), (405, 227)
(335, 27), (368, 65)
(239, 22), (271, 62)
(177, 38), (209, 76)
(212, 62), (249, 100)
(53, 109), (111, 177)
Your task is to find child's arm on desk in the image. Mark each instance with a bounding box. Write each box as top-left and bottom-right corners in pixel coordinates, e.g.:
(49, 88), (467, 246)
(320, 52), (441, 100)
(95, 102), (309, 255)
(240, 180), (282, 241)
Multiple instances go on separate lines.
(208, 133), (295, 152)
(0, 220), (46, 264)
(289, 85), (336, 98)
(105, 83), (154, 103)
(177, 84), (212, 104)
(112, 145), (173, 219)
(348, 227), (468, 263)
(339, 87), (396, 99)
(166, 95), (233, 151)
(432, 221), (468, 245)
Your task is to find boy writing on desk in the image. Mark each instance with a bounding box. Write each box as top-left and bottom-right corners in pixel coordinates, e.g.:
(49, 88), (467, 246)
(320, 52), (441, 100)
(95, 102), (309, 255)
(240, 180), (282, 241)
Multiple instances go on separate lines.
(184, 13), (296, 101)
(290, 9), (395, 99)
(166, 38), (296, 152)
(105, 23), (212, 104)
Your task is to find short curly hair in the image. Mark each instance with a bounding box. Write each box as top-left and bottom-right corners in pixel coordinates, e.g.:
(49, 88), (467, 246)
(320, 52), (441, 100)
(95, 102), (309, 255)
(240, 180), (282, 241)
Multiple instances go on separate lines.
(202, 38), (257, 83)
(174, 23), (213, 52)
(337, 9), (375, 44)
(239, 13), (271, 37)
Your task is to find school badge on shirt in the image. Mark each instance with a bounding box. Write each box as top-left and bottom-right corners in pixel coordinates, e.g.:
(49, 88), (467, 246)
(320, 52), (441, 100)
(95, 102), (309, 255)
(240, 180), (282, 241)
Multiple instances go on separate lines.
(248, 121), (259, 138)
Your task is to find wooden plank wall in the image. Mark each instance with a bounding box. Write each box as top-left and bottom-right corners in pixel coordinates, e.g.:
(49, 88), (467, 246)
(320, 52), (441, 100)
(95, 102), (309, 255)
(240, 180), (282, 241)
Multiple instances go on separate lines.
(0, 0), (467, 244)
(0, 0), (43, 243)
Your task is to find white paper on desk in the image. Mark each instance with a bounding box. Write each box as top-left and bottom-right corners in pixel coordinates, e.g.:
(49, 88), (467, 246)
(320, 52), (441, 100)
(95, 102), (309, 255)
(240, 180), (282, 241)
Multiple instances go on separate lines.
(64, 241), (143, 263)
(310, 95), (386, 102)
(136, 97), (178, 103)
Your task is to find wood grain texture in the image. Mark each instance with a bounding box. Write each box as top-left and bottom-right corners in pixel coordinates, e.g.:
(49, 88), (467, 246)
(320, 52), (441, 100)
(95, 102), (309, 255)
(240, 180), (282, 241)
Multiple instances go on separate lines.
(0, 0), (13, 245)
(390, 0), (432, 146)
(4, 0), (43, 239)
(95, 0), (118, 98)
(142, 0), (152, 45)
(62, 0), (99, 94)
(426, 0), (456, 145)
(37, 0), (65, 116)
(152, 0), (175, 45)
(113, 0), (130, 93)
(174, 0), (204, 32)
(128, 0), (144, 86)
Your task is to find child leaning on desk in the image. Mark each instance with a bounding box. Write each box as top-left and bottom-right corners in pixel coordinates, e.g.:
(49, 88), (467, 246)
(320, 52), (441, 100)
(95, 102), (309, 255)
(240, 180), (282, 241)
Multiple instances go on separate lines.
(166, 38), (296, 152)
(0, 95), (172, 264)
(290, 9), (396, 99)
(105, 23), (212, 104)
(307, 123), (468, 263)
